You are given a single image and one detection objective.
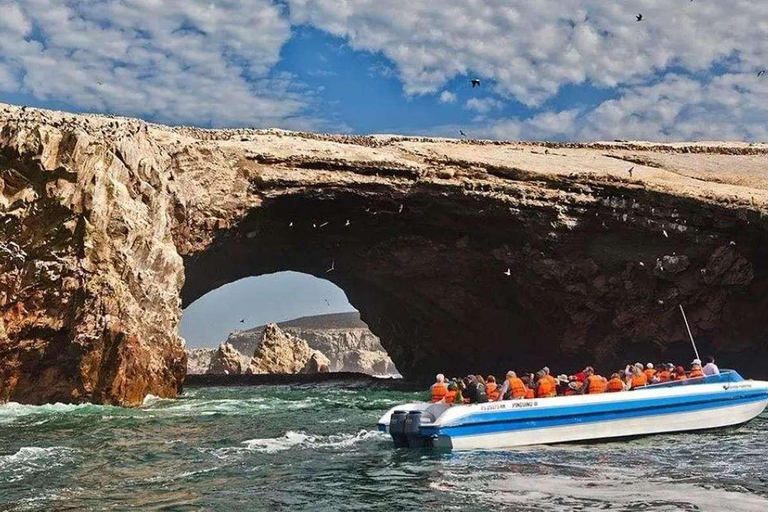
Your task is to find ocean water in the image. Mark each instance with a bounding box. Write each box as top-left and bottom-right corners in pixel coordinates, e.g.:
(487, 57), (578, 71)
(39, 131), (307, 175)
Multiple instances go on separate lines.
(1, 384), (767, 511)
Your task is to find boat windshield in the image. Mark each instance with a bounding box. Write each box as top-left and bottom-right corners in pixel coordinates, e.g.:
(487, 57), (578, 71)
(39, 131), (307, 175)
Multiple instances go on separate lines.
(640, 370), (743, 390)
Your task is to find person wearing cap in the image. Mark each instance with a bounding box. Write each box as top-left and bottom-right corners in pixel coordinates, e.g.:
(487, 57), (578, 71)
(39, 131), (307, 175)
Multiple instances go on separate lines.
(628, 364), (648, 389)
(689, 359), (704, 378)
(430, 373), (448, 402)
(703, 355), (720, 376)
(535, 370), (557, 398)
(643, 363), (656, 381)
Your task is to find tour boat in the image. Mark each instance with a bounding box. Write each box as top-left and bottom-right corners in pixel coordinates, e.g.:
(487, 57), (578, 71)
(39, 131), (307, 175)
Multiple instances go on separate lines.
(377, 371), (768, 450)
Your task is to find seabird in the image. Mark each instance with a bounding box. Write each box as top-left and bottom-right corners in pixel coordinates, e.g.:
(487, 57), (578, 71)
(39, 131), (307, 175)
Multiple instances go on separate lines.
(636, 14), (643, 22)
(663, 229), (669, 238)
(758, 70), (766, 77)
(345, 220), (350, 226)
(324, 298), (330, 307)
(628, 166), (634, 178)
(319, 221), (329, 228)
(326, 260), (335, 273)
(398, 204), (404, 214)
(471, 78), (481, 88)
(239, 319), (245, 323)
(503, 268), (512, 276)
(460, 130), (467, 137)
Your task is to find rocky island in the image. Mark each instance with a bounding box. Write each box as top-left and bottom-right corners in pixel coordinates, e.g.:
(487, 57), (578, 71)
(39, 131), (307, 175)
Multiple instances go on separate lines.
(1, 103), (767, 406)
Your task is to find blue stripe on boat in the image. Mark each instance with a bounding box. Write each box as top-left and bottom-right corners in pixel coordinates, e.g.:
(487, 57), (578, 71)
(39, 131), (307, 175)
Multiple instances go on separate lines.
(421, 389), (768, 438)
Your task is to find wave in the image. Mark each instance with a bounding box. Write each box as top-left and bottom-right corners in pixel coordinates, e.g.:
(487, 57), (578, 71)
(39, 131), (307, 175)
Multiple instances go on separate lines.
(210, 429), (385, 457)
(0, 446), (76, 477)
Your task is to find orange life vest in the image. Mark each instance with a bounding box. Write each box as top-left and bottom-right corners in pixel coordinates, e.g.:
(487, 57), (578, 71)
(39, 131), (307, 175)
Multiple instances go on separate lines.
(524, 388), (535, 399)
(430, 382), (448, 402)
(507, 377), (528, 399)
(587, 375), (606, 394)
(485, 382), (500, 401)
(644, 369), (656, 380)
(657, 370), (671, 382)
(631, 373), (648, 389)
(607, 378), (624, 392)
(537, 378), (556, 398)
(545, 374), (559, 388)
(444, 389), (457, 404)
(689, 369), (704, 378)
(675, 373), (688, 381)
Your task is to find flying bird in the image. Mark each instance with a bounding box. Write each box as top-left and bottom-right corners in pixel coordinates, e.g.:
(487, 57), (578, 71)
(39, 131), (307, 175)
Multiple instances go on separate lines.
(345, 219), (350, 226)
(460, 130), (467, 137)
(326, 260), (335, 273)
(471, 79), (481, 88)
(398, 204), (404, 214)
(663, 229), (669, 238)
(324, 298), (330, 307)
(758, 70), (766, 77)
(319, 221), (329, 228)
(96, 81), (103, 86)
(503, 268), (512, 276)
(628, 166), (634, 178)
(636, 14), (643, 21)
(239, 319), (245, 323)
(289, 221), (293, 227)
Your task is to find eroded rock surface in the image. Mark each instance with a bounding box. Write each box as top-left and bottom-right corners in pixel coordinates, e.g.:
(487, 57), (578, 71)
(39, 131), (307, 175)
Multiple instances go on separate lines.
(2, 103), (768, 404)
(186, 348), (215, 375)
(245, 324), (329, 374)
(207, 342), (245, 375)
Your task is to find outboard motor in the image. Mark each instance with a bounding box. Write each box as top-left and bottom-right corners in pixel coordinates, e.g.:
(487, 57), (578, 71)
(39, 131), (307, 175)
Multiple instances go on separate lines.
(404, 410), (427, 448)
(389, 411), (408, 448)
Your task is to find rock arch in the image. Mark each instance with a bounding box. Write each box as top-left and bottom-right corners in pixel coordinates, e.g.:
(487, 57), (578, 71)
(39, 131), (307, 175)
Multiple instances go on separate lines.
(2, 103), (768, 405)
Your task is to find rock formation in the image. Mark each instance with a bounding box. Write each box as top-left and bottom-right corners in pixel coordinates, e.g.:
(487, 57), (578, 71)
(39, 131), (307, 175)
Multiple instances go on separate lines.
(2, 102), (768, 405)
(245, 324), (329, 374)
(186, 348), (215, 375)
(226, 312), (397, 375)
(207, 342), (245, 375)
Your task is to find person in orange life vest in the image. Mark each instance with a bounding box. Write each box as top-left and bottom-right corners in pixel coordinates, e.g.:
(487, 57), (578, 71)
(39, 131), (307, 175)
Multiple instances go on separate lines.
(643, 363), (657, 381)
(542, 366), (559, 389)
(689, 359), (704, 378)
(444, 381), (460, 404)
(674, 366), (688, 380)
(606, 372), (625, 392)
(657, 364), (672, 382)
(485, 375), (501, 401)
(535, 370), (557, 398)
(628, 365), (648, 389)
(430, 373), (448, 402)
(523, 373), (536, 399)
(579, 366), (607, 394)
(497, 371), (528, 400)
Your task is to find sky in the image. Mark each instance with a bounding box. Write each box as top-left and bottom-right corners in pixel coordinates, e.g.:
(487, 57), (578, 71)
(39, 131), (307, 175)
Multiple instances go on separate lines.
(3, 1), (768, 346)
(180, 272), (355, 348)
(1, 0), (768, 141)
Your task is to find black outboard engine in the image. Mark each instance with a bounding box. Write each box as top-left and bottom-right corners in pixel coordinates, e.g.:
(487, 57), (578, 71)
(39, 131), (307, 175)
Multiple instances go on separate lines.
(389, 411), (408, 448)
(404, 410), (427, 448)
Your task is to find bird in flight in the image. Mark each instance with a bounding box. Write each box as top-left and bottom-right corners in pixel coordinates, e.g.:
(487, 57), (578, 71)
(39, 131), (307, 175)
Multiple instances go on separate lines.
(96, 81), (103, 86)
(503, 268), (512, 276)
(628, 166), (634, 178)
(471, 78), (481, 88)
(345, 219), (350, 226)
(324, 298), (330, 307)
(239, 318), (245, 323)
(758, 70), (766, 77)
(398, 204), (404, 214)
(460, 130), (467, 137)
(636, 14), (643, 21)
(326, 260), (335, 273)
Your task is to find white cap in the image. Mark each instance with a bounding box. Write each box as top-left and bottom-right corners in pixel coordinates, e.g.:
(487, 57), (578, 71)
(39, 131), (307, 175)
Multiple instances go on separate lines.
(436, 373), (445, 382)
(635, 362), (643, 369)
(692, 359), (701, 365)
(506, 370), (516, 378)
(646, 363), (654, 369)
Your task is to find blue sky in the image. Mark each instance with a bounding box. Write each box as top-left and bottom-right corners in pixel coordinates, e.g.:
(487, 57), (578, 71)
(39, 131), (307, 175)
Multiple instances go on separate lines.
(1, 1), (767, 140)
(180, 272), (355, 348)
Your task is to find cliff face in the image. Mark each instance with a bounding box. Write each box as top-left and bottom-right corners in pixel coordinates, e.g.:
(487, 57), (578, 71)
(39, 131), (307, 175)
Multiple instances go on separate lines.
(2, 102), (768, 405)
(245, 324), (329, 374)
(226, 312), (397, 375)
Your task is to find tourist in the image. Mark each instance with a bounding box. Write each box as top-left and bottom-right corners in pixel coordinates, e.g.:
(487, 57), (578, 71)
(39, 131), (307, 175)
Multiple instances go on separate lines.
(579, 366), (607, 394)
(689, 359), (704, 378)
(485, 375), (500, 401)
(674, 365), (688, 381)
(657, 364), (672, 382)
(524, 373), (536, 399)
(430, 373), (448, 402)
(703, 355), (720, 376)
(643, 363), (656, 381)
(498, 371), (527, 400)
(445, 381), (459, 404)
(536, 370), (557, 398)
(629, 365), (648, 389)
(607, 373), (625, 392)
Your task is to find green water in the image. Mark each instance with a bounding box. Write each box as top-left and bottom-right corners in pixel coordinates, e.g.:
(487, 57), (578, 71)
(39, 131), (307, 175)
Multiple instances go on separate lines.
(2, 384), (767, 511)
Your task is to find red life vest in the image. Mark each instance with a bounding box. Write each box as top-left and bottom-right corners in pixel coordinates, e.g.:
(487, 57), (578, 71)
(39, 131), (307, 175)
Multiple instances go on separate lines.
(485, 382), (500, 401)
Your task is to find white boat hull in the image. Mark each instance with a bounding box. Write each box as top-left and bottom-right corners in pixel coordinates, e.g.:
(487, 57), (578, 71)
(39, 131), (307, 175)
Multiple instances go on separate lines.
(379, 374), (768, 450)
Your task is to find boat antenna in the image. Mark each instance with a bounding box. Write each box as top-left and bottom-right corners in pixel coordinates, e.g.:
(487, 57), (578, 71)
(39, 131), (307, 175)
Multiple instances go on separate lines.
(679, 304), (700, 361)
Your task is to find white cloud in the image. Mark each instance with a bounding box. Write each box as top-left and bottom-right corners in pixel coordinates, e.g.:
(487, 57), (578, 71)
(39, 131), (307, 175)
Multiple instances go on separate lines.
(465, 97), (503, 114)
(288, 0), (768, 105)
(480, 73), (768, 141)
(438, 90), (457, 103)
(0, 0), (325, 129)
